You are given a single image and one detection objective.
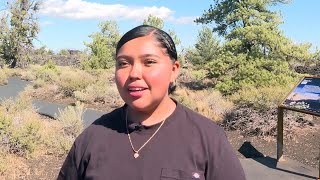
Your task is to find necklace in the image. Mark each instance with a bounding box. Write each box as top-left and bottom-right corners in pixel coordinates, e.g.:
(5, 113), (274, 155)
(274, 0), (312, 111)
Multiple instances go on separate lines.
(125, 108), (167, 158)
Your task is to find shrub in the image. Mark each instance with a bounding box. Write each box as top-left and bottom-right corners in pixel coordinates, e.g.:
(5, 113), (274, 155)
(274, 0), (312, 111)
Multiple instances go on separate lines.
(19, 64), (41, 81)
(0, 96), (44, 156)
(0, 70), (8, 86)
(58, 68), (95, 97)
(44, 101), (85, 155)
(55, 101), (84, 138)
(1, 94), (34, 114)
(205, 52), (299, 95)
(9, 118), (43, 156)
(230, 85), (295, 111)
(172, 88), (234, 122)
(35, 60), (60, 82)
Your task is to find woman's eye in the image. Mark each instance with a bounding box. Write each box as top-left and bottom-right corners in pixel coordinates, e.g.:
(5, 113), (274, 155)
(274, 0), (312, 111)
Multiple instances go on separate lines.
(145, 59), (156, 65)
(117, 61), (128, 67)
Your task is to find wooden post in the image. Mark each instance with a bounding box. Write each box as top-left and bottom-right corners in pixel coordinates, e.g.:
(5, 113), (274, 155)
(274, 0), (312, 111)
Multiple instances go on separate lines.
(277, 108), (284, 161)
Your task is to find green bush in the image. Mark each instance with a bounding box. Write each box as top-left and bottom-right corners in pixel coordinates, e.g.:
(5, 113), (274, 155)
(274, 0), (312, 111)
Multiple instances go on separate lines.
(9, 119), (42, 156)
(230, 85), (295, 111)
(0, 107), (43, 156)
(190, 69), (208, 81)
(56, 101), (84, 138)
(35, 60), (60, 82)
(58, 69), (95, 96)
(206, 53), (299, 95)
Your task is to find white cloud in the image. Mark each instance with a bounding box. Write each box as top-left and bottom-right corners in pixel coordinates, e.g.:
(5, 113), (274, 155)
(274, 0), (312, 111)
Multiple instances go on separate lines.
(39, 0), (195, 24)
(40, 0), (173, 21)
(41, 21), (54, 26)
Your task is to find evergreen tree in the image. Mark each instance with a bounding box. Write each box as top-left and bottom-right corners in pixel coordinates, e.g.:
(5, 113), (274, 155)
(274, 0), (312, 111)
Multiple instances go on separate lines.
(83, 21), (121, 69)
(0, 0), (40, 68)
(187, 26), (220, 67)
(195, 0), (290, 56)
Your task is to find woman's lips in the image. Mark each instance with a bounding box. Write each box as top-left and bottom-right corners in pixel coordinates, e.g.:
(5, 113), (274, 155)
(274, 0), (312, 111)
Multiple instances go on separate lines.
(128, 87), (147, 97)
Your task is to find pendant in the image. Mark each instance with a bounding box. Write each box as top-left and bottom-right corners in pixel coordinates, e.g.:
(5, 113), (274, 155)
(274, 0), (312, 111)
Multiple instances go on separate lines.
(134, 152), (139, 158)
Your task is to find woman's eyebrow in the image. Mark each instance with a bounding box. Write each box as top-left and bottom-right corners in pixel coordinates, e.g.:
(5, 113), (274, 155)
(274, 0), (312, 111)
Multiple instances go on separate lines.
(139, 54), (161, 59)
(116, 55), (132, 60)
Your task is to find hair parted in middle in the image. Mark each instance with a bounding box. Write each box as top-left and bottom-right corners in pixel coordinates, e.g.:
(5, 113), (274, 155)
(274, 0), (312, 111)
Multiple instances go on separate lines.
(116, 25), (177, 62)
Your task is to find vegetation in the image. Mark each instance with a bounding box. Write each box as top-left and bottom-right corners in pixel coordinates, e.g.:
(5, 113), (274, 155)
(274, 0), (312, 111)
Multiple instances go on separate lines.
(82, 21), (121, 69)
(0, 0), (40, 68)
(186, 26), (221, 69)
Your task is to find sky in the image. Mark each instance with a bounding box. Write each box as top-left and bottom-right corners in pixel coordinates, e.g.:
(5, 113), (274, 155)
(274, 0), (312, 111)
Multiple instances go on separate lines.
(1, 0), (320, 52)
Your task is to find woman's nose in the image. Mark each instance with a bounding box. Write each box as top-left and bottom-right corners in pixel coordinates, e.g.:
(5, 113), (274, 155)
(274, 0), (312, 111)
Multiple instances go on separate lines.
(129, 64), (142, 79)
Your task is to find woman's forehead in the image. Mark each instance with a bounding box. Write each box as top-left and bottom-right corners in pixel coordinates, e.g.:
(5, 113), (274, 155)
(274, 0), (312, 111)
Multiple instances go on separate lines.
(117, 36), (168, 56)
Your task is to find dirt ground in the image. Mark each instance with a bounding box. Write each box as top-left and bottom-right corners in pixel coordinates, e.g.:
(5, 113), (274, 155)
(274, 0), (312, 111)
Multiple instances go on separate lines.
(227, 128), (320, 169)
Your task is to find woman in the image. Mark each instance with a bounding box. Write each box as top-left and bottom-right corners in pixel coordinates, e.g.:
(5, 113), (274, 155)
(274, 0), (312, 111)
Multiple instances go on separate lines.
(58, 25), (246, 180)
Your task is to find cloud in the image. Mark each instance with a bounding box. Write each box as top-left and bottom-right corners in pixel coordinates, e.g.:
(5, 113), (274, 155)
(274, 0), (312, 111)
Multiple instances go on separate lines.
(39, 0), (195, 24)
(40, 0), (173, 21)
(41, 21), (54, 26)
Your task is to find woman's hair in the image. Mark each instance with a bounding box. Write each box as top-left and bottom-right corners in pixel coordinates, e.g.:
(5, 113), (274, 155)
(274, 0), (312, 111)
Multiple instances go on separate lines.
(116, 25), (177, 94)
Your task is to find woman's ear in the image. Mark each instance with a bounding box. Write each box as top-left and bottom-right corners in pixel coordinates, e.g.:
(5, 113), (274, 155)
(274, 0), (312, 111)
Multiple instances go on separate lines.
(171, 60), (180, 82)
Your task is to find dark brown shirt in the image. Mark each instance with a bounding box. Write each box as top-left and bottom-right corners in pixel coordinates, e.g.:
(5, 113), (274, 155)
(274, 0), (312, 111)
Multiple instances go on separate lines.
(58, 103), (246, 180)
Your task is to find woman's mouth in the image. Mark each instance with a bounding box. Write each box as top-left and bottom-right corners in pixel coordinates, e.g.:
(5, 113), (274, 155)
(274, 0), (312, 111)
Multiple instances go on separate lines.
(128, 87), (147, 97)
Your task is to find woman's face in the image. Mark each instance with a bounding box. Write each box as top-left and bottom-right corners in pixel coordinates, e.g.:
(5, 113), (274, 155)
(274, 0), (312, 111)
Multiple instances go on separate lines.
(115, 35), (180, 112)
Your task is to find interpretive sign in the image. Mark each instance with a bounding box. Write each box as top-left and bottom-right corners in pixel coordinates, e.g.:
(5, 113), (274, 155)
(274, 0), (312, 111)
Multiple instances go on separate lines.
(278, 76), (320, 178)
(279, 76), (320, 116)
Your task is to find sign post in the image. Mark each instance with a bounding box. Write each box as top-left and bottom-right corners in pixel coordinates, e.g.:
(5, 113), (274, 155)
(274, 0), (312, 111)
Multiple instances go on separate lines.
(278, 76), (320, 179)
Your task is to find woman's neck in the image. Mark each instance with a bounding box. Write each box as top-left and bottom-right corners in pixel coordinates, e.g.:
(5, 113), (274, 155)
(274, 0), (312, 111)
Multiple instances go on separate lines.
(127, 97), (176, 126)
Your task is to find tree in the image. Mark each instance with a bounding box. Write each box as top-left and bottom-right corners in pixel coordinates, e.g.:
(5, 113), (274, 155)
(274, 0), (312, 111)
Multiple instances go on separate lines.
(143, 14), (181, 47)
(195, 0), (291, 57)
(0, 0), (40, 68)
(187, 26), (220, 67)
(143, 14), (164, 29)
(83, 21), (121, 69)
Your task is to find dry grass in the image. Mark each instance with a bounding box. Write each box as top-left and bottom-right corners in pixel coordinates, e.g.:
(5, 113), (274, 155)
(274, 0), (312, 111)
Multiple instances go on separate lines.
(0, 91), (84, 178)
(0, 70), (8, 86)
(172, 88), (234, 122)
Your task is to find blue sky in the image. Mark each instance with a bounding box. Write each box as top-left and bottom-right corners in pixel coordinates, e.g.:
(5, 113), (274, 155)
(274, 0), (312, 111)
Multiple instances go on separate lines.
(1, 0), (320, 52)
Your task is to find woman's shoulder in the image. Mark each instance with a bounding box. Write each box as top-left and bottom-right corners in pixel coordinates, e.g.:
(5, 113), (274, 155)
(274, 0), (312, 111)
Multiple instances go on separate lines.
(74, 106), (125, 143)
(175, 102), (226, 137)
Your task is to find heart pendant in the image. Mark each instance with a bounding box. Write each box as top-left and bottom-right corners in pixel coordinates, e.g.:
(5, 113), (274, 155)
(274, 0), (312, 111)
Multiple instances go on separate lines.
(134, 153), (139, 158)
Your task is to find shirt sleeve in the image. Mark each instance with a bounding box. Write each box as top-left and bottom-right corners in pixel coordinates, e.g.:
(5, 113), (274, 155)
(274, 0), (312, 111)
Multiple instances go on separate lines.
(206, 127), (246, 180)
(57, 143), (80, 180)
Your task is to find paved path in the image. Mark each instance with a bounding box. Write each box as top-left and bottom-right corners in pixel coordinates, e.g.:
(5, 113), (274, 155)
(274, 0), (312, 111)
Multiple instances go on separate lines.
(241, 157), (319, 180)
(0, 77), (107, 127)
(1, 77), (319, 179)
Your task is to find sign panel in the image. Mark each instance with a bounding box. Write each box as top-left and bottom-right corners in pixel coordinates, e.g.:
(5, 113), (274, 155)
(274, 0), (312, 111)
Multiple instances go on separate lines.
(280, 77), (320, 116)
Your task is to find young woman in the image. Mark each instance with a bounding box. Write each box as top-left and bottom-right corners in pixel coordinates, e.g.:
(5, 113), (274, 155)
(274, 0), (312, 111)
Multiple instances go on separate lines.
(58, 25), (246, 180)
